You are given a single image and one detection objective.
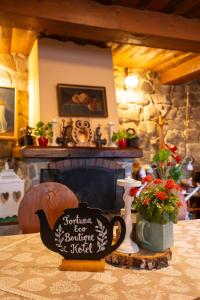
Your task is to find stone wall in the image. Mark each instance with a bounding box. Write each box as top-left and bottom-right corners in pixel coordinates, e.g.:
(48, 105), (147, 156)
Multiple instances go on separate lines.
(114, 67), (200, 167)
(0, 54), (28, 161)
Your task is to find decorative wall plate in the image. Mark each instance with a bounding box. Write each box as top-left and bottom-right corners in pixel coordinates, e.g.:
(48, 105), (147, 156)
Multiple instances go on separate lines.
(72, 120), (92, 145)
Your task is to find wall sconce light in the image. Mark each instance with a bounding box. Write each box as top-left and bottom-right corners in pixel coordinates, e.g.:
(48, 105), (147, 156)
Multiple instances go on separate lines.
(124, 68), (139, 89)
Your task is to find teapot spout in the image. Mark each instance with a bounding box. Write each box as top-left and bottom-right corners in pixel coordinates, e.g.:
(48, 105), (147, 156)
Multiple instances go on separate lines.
(35, 209), (57, 252)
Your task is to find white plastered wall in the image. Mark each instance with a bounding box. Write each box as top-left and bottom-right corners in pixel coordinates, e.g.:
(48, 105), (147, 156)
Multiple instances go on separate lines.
(37, 38), (119, 141)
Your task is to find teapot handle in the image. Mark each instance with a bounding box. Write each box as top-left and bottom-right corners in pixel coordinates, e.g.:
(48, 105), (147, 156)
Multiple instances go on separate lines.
(110, 216), (126, 252)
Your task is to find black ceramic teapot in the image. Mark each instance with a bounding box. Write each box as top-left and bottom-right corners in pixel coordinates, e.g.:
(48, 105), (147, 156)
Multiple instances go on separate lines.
(36, 203), (126, 260)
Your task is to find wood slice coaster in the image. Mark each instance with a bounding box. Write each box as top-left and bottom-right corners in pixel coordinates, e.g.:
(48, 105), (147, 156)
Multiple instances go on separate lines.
(105, 248), (172, 270)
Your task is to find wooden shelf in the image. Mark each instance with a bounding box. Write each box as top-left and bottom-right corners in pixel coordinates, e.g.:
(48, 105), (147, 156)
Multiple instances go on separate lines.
(12, 146), (143, 159)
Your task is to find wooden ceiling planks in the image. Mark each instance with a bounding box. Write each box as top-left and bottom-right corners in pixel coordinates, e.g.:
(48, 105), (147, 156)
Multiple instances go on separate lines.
(112, 44), (145, 67)
(0, 0), (200, 83)
(160, 56), (200, 84)
(143, 50), (182, 70)
(94, 0), (200, 18)
(111, 42), (200, 84)
(136, 0), (173, 10)
(1, 0), (200, 52)
(127, 48), (164, 69)
(185, 5), (200, 18)
(154, 53), (198, 72)
(170, 0), (200, 16)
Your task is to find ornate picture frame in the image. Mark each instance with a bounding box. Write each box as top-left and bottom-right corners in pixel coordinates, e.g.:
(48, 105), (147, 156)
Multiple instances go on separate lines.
(0, 86), (17, 140)
(57, 84), (108, 118)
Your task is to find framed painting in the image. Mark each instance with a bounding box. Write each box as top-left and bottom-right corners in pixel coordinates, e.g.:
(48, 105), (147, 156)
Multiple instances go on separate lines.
(0, 86), (17, 140)
(57, 84), (108, 118)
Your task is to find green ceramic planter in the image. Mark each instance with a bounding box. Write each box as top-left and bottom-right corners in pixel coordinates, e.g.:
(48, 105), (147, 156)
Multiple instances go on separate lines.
(136, 214), (174, 252)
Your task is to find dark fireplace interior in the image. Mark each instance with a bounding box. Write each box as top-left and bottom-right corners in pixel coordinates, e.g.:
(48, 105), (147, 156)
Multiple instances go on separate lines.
(40, 159), (125, 213)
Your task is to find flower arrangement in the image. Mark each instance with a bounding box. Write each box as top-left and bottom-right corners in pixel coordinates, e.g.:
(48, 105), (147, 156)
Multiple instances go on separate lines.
(134, 175), (183, 224)
(152, 144), (184, 183)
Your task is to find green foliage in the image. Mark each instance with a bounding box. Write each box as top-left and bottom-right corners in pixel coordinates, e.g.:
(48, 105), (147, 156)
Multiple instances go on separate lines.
(34, 121), (53, 138)
(153, 149), (171, 163)
(112, 129), (128, 142)
(152, 147), (184, 183)
(168, 166), (184, 183)
(134, 180), (181, 224)
(112, 129), (138, 142)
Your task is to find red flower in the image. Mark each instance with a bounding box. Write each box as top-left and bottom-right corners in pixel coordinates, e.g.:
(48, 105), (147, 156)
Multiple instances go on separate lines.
(165, 179), (175, 189)
(143, 198), (151, 205)
(177, 201), (183, 207)
(175, 155), (182, 163)
(156, 191), (168, 200)
(165, 144), (177, 153)
(174, 184), (181, 191)
(154, 179), (162, 184)
(130, 187), (139, 197)
(142, 175), (154, 184)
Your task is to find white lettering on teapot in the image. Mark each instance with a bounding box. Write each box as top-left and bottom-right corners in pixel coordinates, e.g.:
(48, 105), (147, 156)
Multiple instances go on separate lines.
(71, 242), (93, 254)
(63, 215), (92, 226)
(65, 232), (95, 243)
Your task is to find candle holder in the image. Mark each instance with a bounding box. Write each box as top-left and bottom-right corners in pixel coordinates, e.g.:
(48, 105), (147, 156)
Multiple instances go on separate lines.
(116, 177), (141, 253)
(107, 121), (117, 147)
(51, 118), (58, 146)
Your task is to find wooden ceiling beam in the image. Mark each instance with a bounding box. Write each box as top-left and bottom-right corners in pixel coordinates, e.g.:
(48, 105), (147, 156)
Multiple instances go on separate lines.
(0, 0), (200, 52)
(0, 27), (12, 53)
(154, 53), (197, 72)
(11, 28), (36, 56)
(160, 56), (200, 84)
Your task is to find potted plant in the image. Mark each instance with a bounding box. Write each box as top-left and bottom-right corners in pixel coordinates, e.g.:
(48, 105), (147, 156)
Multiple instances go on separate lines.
(133, 175), (183, 252)
(112, 128), (140, 148)
(126, 128), (140, 148)
(112, 129), (128, 148)
(34, 121), (53, 147)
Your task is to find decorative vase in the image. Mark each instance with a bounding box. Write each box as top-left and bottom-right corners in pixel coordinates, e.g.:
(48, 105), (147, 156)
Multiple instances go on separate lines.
(118, 138), (127, 148)
(38, 137), (48, 147)
(127, 136), (140, 148)
(136, 214), (174, 252)
(107, 121), (117, 147)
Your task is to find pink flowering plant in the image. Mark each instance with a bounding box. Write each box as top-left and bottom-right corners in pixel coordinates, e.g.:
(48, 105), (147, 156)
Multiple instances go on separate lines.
(134, 175), (183, 224)
(152, 144), (184, 183)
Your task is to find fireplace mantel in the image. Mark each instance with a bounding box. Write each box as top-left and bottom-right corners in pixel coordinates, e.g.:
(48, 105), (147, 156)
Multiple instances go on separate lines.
(13, 146), (143, 159)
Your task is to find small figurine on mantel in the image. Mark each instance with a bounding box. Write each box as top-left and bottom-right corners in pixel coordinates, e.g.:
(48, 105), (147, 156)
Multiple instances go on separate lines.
(56, 119), (75, 147)
(93, 125), (107, 148)
(18, 126), (35, 146)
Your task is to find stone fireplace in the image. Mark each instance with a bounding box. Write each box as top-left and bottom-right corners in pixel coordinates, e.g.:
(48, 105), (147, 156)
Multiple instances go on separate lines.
(13, 146), (143, 213)
(40, 158), (125, 212)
